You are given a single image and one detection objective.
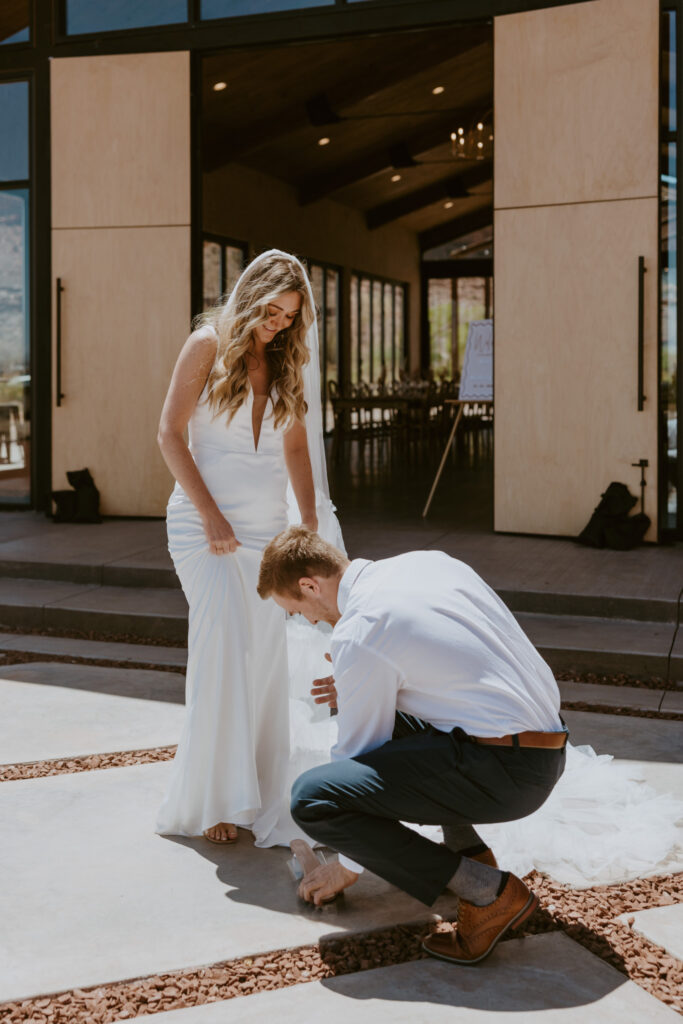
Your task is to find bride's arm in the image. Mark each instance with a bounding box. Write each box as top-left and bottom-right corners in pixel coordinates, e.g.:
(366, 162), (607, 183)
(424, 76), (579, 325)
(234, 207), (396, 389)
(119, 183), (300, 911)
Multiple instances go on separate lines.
(158, 328), (240, 553)
(283, 419), (318, 532)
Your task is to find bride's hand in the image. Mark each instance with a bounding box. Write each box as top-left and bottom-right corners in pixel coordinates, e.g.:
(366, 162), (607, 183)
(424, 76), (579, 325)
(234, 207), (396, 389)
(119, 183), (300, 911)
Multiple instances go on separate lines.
(201, 509), (241, 555)
(301, 516), (318, 533)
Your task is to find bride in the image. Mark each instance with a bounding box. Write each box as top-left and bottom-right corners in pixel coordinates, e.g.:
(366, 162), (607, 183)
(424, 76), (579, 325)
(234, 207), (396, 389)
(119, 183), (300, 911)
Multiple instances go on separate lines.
(156, 249), (341, 845)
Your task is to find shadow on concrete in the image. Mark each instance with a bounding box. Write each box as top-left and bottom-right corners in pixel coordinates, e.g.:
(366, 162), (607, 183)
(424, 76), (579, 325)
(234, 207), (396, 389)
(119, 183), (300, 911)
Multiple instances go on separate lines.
(317, 931), (630, 1015)
(0, 661), (185, 703)
(164, 833), (458, 936)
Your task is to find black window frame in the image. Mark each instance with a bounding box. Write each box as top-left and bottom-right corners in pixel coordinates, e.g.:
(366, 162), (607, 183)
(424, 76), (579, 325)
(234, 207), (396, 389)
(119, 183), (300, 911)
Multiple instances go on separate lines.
(307, 257), (343, 433)
(202, 233), (248, 311)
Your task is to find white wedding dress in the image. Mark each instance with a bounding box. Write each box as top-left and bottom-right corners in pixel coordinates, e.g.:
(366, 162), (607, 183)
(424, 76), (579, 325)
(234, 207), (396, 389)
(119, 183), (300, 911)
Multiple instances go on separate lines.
(156, 378), (337, 844)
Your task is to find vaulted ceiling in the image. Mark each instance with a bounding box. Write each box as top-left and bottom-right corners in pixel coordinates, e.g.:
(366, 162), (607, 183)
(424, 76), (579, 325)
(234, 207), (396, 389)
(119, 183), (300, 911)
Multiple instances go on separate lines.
(202, 22), (493, 251)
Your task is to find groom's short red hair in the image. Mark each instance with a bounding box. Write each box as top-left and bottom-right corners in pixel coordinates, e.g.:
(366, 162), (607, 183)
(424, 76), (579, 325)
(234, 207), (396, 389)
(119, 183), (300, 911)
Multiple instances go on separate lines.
(257, 526), (346, 599)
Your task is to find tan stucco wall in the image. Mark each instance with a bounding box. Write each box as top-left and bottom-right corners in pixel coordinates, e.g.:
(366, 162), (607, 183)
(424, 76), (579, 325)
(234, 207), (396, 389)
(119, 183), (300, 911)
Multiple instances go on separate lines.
(493, 0), (660, 539)
(51, 52), (191, 516)
(203, 163), (422, 374)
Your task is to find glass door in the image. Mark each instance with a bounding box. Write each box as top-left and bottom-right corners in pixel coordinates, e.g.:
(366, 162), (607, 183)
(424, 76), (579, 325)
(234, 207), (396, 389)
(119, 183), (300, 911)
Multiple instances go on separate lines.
(662, 7), (681, 538)
(0, 79), (31, 504)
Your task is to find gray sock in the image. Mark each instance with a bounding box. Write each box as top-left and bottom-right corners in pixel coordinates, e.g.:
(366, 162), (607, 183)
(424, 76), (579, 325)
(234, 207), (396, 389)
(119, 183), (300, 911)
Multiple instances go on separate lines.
(447, 856), (505, 907)
(442, 824), (485, 855)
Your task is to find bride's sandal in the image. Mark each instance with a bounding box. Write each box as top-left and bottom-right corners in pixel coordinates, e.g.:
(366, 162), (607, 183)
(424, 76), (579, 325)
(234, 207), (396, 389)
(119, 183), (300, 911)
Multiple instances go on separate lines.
(203, 823), (238, 844)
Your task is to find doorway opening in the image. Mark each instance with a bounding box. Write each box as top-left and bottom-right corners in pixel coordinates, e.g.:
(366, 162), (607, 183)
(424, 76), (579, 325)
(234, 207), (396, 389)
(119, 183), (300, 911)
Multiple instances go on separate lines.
(199, 20), (493, 532)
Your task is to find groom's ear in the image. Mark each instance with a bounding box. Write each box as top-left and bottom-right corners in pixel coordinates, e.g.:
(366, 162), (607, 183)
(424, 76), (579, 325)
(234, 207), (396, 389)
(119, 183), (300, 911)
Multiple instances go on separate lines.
(298, 576), (319, 596)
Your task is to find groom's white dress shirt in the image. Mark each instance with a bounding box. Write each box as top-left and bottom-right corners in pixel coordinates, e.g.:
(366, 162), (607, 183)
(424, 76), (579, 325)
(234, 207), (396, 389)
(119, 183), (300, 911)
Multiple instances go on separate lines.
(330, 552), (563, 764)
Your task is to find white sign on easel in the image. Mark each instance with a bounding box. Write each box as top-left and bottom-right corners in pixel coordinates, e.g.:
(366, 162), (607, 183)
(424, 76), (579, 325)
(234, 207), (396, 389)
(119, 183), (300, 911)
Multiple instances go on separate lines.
(459, 320), (493, 401)
(422, 319), (494, 517)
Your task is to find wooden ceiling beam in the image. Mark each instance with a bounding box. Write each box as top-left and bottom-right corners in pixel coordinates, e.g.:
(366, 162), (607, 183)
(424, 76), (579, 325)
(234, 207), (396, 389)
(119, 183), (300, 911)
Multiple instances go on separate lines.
(202, 26), (489, 172)
(419, 206), (492, 251)
(297, 106), (485, 205)
(366, 160), (492, 229)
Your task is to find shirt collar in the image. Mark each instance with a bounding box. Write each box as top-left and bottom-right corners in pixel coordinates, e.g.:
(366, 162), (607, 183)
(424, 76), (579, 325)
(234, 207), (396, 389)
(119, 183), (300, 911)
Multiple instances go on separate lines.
(337, 558), (372, 616)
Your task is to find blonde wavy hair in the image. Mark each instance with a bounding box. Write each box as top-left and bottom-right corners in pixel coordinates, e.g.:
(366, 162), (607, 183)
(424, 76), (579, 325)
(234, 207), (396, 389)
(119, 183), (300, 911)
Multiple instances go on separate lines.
(197, 251), (314, 430)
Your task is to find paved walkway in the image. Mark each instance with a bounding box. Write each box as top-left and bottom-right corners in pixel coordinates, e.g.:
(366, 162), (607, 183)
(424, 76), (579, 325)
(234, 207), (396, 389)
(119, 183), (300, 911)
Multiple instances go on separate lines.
(1, 508), (682, 1019)
(1, 659), (681, 1018)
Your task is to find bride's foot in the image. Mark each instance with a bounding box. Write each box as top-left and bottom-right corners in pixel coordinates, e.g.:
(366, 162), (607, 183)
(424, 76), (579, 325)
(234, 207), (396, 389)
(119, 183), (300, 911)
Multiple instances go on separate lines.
(203, 822), (238, 844)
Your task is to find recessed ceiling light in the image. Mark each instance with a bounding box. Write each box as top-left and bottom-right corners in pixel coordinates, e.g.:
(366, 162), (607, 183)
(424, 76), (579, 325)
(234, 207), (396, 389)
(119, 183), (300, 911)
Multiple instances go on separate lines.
(450, 132), (457, 141)
(318, 137), (330, 146)
(432, 86), (445, 95)
(458, 128), (464, 135)
(391, 174), (402, 182)
(213, 81), (227, 92)
(444, 201), (454, 209)
(477, 122), (484, 130)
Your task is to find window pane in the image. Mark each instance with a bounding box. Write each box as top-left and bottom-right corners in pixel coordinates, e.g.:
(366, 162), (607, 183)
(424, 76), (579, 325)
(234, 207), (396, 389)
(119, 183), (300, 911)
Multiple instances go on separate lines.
(383, 283), (393, 380)
(0, 1), (30, 44)
(428, 279), (453, 378)
(456, 277), (486, 372)
(0, 82), (29, 182)
(325, 269), (339, 432)
(225, 245), (245, 294)
(372, 280), (383, 382)
(202, 0), (334, 18)
(203, 241), (222, 311)
(350, 274), (359, 385)
(0, 190), (30, 503)
(359, 278), (371, 383)
(66, 0), (188, 35)
(393, 287), (405, 377)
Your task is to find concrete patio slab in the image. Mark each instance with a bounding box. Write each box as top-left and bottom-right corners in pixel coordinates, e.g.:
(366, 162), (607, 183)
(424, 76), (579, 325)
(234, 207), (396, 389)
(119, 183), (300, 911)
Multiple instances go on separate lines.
(562, 710), (683, 763)
(148, 932), (679, 1023)
(0, 671), (184, 763)
(618, 904), (683, 962)
(0, 762), (460, 1002)
(0, 632), (187, 668)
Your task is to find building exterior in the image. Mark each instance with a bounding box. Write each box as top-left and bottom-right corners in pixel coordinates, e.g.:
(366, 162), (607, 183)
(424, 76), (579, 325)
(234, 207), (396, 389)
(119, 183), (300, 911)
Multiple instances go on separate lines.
(0, 0), (678, 541)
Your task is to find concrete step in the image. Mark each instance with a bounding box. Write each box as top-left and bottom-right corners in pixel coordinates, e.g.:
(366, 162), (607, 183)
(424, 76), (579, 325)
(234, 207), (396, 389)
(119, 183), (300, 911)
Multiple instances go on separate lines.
(0, 631), (187, 668)
(0, 578), (680, 680)
(0, 578), (188, 643)
(517, 612), (681, 681)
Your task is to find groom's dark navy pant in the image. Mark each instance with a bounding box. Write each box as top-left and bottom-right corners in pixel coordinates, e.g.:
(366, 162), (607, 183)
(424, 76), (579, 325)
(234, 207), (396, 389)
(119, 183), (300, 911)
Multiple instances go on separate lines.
(291, 713), (566, 906)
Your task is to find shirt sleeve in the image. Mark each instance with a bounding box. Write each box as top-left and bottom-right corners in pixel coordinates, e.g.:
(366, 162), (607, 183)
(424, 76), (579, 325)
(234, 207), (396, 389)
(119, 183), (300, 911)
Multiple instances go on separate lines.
(331, 642), (402, 762)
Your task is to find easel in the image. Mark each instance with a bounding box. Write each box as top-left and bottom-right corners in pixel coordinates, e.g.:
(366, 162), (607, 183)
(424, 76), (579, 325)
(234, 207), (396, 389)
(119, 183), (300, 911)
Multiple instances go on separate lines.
(422, 399), (493, 517)
(422, 319), (493, 518)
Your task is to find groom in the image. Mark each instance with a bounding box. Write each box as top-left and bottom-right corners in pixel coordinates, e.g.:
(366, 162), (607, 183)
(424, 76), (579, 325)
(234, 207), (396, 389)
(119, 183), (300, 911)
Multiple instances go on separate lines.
(257, 527), (567, 966)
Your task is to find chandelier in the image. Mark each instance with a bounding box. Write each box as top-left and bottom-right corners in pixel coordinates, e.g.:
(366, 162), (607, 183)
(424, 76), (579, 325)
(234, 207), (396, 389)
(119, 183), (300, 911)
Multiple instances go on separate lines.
(451, 117), (493, 161)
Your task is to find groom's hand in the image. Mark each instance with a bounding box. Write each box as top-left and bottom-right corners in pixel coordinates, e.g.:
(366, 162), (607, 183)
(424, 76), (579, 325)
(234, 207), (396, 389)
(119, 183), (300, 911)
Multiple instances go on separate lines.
(311, 674), (337, 709)
(298, 862), (359, 905)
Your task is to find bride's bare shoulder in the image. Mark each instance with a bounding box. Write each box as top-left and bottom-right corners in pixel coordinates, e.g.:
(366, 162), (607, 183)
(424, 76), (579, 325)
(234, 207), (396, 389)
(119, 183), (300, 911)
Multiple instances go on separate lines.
(182, 323), (218, 364)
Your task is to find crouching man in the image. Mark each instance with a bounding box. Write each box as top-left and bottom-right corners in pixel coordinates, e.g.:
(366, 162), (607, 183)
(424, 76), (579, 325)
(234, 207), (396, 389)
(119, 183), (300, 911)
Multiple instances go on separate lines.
(257, 527), (567, 966)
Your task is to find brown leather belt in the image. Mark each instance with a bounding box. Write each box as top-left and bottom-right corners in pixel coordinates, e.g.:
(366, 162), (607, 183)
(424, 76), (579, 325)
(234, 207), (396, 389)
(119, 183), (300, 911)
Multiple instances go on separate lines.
(472, 730), (568, 749)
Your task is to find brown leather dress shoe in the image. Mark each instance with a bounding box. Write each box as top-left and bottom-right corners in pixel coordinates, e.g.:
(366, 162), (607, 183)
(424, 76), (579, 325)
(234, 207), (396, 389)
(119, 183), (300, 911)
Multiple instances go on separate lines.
(423, 873), (538, 965)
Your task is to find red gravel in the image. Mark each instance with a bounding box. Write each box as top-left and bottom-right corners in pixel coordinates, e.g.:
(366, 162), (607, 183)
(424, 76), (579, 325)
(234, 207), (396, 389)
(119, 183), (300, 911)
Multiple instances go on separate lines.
(0, 746), (177, 782)
(0, 872), (680, 1022)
